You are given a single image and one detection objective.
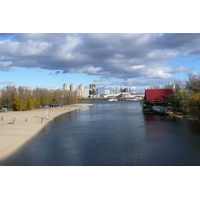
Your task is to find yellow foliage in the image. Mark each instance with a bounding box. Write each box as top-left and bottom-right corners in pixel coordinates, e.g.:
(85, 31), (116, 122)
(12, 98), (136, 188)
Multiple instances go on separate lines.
(190, 92), (200, 105)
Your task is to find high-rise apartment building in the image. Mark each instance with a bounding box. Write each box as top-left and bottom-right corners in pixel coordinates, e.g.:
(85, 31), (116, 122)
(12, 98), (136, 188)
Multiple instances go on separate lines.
(79, 84), (85, 90)
(63, 83), (69, 90)
(89, 84), (98, 97)
(63, 83), (98, 98)
(70, 84), (76, 91)
(115, 87), (129, 93)
(122, 88), (129, 92)
(77, 84), (89, 98)
(115, 87), (121, 94)
(104, 90), (111, 95)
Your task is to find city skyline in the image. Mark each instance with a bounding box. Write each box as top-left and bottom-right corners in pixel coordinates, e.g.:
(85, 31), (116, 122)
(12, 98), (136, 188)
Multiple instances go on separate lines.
(1, 33), (200, 94)
(62, 83), (135, 97)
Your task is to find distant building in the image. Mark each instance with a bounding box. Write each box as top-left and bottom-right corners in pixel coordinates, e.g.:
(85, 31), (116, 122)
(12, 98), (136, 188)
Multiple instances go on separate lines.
(165, 83), (175, 90)
(104, 90), (111, 95)
(63, 83), (69, 90)
(79, 84), (85, 90)
(77, 84), (89, 98)
(89, 84), (98, 97)
(70, 84), (76, 91)
(122, 88), (129, 92)
(63, 83), (99, 98)
(115, 87), (121, 94)
(115, 87), (129, 93)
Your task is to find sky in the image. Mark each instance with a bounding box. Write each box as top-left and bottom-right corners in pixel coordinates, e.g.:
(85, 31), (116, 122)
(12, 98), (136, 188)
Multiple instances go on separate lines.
(0, 33), (200, 94)
(1, 1), (200, 95)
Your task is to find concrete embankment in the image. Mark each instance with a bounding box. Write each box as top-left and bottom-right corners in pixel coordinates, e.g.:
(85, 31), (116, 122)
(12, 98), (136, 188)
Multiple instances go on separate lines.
(0, 104), (94, 161)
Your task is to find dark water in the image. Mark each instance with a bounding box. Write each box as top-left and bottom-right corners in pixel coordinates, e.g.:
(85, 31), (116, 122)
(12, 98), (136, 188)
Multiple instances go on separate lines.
(1, 101), (200, 166)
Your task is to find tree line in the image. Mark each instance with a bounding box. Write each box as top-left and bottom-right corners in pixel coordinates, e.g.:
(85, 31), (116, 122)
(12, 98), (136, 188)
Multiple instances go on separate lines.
(149, 73), (200, 120)
(0, 86), (78, 111)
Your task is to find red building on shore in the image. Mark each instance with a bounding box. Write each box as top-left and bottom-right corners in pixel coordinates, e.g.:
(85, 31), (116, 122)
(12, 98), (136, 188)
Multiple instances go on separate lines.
(144, 89), (174, 106)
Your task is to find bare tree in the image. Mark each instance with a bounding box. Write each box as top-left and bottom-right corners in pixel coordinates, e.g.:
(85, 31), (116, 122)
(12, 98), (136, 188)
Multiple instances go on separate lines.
(173, 79), (184, 94)
(185, 72), (200, 95)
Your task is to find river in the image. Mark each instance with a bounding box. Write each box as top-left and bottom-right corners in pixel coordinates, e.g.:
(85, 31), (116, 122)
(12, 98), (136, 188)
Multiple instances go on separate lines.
(1, 101), (200, 166)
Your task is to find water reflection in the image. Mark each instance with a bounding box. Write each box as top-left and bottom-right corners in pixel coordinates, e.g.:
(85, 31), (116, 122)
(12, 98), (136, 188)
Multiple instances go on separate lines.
(53, 110), (78, 124)
(143, 114), (200, 165)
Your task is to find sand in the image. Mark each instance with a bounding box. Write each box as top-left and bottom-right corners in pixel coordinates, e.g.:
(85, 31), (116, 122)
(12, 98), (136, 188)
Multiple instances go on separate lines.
(0, 103), (94, 161)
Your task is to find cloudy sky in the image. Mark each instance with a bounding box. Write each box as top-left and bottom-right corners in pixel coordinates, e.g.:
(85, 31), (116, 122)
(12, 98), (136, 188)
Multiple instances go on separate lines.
(0, 33), (200, 93)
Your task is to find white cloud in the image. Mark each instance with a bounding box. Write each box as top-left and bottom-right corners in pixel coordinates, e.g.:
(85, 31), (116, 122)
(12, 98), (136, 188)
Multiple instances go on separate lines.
(0, 61), (12, 67)
(130, 65), (145, 70)
(0, 61), (16, 71)
(22, 40), (52, 55)
(59, 36), (81, 54)
(83, 66), (102, 75)
(0, 81), (15, 85)
(172, 66), (193, 73)
(148, 49), (178, 60)
(147, 70), (173, 79)
(36, 68), (43, 71)
(0, 40), (19, 53)
(0, 33), (197, 86)
(130, 86), (137, 90)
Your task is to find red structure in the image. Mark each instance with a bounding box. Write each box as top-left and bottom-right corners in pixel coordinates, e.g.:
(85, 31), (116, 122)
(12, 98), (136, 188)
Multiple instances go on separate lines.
(144, 89), (173, 105)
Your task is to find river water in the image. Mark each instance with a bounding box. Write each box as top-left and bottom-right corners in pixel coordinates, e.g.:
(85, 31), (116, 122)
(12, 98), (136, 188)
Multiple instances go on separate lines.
(1, 101), (200, 166)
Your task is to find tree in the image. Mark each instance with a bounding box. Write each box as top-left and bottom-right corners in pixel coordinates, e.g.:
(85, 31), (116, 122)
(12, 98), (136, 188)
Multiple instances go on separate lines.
(171, 91), (190, 112)
(188, 92), (200, 120)
(27, 94), (35, 110)
(185, 72), (200, 95)
(173, 79), (183, 94)
(0, 86), (79, 110)
(12, 94), (24, 111)
(0, 86), (17, 109)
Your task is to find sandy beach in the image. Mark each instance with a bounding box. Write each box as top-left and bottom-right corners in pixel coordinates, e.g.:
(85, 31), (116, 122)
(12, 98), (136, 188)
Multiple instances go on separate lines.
(0, 103), (94, 161)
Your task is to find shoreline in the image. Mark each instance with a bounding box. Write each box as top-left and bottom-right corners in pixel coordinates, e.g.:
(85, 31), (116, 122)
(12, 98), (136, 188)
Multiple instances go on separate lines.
(171, 111), (199, 121)
(172, 114), (199, 121)
(0, 103), (94, 161)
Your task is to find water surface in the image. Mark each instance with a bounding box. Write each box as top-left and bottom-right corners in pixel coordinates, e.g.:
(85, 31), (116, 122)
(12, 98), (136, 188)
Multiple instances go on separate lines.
(1, 101), (200, 166)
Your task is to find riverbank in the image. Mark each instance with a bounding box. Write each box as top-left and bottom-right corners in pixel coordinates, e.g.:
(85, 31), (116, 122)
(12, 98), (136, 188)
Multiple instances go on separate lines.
(0, 103), (94, 161)
(172, 112), (199, 121)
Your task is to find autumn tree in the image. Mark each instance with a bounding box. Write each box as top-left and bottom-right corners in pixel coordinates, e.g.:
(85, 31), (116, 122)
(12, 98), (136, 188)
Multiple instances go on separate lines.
(0, 86), (16, 109)
(170, 91), (190, 113)
(27, 94), (35, 110)
(188, 92), (200, 120)
(12, 94), (24, 111)
(0, 86), (79, 111)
